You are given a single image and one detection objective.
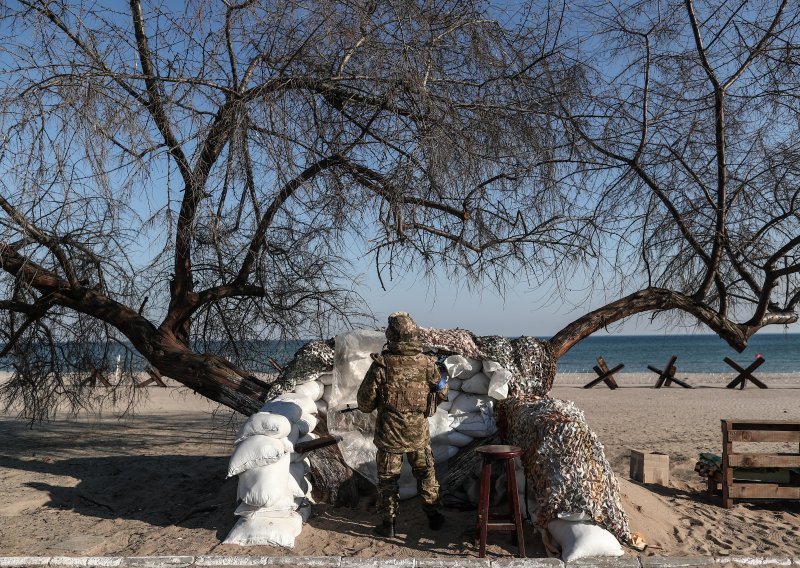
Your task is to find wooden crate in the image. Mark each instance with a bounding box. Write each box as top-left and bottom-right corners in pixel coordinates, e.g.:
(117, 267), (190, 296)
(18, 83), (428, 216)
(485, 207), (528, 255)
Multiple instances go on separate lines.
(721, 419), (800, 508)
(630, 449), (669, 485)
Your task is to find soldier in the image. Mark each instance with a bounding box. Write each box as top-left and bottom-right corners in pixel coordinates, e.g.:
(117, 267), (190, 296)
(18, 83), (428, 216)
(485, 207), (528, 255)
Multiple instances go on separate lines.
(357, 311), (448, 538)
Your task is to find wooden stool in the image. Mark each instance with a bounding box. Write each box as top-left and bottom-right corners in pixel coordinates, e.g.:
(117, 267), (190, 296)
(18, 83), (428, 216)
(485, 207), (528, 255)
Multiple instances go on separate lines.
(475, 444), (526, 558)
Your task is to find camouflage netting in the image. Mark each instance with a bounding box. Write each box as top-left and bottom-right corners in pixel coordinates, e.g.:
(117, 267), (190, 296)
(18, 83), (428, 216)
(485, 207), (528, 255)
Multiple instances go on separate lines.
(476, 335), (557, 397)
(265, 340), (335, 399)
(497, 396), (635, 546)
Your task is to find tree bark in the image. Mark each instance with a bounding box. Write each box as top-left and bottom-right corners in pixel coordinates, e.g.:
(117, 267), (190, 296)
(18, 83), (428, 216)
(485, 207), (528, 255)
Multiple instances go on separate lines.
(0, 243), (269, 416)
(547, 287), (754, 359)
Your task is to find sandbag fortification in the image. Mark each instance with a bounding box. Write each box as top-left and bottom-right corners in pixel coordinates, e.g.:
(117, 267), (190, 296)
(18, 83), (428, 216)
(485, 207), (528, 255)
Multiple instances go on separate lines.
(225, 330), (639, 560)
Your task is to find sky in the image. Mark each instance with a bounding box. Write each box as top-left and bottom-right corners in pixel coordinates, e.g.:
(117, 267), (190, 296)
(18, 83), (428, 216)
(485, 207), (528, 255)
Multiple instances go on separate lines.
(360, 273), (799, 338)
(350, 254), (800, 338)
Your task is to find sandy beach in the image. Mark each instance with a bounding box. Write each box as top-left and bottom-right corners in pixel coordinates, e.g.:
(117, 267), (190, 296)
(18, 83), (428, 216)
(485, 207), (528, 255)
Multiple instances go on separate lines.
(1, 372), (798, 560)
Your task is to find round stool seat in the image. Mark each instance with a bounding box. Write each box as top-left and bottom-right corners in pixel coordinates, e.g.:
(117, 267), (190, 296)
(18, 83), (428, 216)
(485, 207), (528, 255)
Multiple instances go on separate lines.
(476, 445), (523, 460)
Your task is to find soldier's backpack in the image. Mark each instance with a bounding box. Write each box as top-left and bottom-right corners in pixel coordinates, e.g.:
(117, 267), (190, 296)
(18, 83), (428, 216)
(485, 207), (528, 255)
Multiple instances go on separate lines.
(381, 354), (430, 414)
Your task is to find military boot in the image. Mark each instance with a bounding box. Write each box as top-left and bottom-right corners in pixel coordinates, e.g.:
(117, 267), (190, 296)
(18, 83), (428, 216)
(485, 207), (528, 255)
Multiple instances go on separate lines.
(426, 510), (445, 530)
(373, 518), (396, 538)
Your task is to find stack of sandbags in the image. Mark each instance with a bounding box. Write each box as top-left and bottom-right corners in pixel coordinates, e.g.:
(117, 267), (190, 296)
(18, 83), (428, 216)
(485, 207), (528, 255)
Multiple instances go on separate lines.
(224, 392), (318, 547)
(439, 355), (504, 458)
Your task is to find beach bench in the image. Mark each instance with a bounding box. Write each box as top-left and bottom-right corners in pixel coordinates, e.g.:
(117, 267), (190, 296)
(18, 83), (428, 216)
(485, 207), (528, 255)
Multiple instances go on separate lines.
(717, 419), (800, 508)
(724, 356), (767, 389)
(647, 355), (692, 388)
(583, 356), (622, 389)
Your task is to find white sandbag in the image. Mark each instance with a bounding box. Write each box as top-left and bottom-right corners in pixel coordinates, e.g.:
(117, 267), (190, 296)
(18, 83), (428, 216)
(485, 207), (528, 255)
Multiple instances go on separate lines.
(484, 360), (512, 400)
(236, 454), (295, 508)
(322, 384), (333, 401)
(315, 398), (328, 415)
(288, 460), (310, 498)
(452, 411), (497, 437)
(234, 500), (297, 518)
(228, 435), (289, 477)
(319, 372), (334, 386)
(259, 400), (303, 424)
(446, 445), (459, 459)
(461, 372), (490, 394)
(287, 423), (301, 445)
(448, 430), (474, 447)
(449, 393), (493, 415)
(294, 380), (324, 401)
(296, 413), (319, 436)
(437, 396), (454, 413)
(224, 511), (303, 547)
(273, 392), (317, 416)
(546, 519), (624, 562)
(443, 355), (482, 379)
(447, 377), (462, 391)
(235, 412), (292, 444)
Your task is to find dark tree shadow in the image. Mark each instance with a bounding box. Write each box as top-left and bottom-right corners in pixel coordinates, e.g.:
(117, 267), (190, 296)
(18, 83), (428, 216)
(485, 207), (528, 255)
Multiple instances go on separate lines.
(0, 453), (238, 541)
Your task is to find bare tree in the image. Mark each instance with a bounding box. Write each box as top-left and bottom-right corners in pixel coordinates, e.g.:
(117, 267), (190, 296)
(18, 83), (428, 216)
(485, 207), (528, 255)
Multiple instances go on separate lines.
(548, 0), (800, 357)
(0, 0), (585, 419)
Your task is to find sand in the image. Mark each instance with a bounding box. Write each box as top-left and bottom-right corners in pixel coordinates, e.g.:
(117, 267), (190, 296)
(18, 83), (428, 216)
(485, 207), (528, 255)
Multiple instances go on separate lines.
(1, 373), (799, 560)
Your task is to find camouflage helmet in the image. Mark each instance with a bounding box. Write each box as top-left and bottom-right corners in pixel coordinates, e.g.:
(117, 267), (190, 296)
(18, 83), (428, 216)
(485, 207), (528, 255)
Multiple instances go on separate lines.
(385, 311), (418, 342)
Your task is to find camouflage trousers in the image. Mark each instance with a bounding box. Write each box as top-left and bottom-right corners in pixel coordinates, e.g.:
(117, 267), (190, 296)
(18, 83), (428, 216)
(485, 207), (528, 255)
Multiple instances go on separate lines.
(376, 447), (439, 521)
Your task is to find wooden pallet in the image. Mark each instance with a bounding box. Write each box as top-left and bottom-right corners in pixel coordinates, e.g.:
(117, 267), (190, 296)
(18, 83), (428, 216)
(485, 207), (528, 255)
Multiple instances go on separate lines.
(721, 419), (800, 508)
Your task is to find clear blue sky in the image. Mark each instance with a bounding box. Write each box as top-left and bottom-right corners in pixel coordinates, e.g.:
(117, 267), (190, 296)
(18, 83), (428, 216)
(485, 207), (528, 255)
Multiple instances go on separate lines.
(351, 254), (799, 338)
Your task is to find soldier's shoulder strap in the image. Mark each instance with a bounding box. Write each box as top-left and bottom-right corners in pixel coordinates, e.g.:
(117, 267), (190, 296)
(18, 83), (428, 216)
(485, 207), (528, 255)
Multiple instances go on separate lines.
(370, 353), (387, 367)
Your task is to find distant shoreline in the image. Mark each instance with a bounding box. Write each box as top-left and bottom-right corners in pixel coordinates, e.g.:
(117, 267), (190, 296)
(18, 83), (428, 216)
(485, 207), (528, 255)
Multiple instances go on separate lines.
(2, 370), (797, 390)
(555, 371), (800, 387)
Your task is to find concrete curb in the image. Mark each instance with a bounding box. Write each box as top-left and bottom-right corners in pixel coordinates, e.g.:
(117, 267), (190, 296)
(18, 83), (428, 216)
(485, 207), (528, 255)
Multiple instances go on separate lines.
(1, 557), (799, 568)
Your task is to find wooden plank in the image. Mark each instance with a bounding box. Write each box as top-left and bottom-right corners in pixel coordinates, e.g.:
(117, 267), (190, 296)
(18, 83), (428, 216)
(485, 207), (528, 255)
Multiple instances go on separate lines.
(722, 422), (733, 508)
(486, 522), (517, 532)
(723, 420), (800, 430)
(728, 454), (800, 468)
(294, 436), (339, 454)
(729, 430), (800, 443)
(729, 483), (800, 500)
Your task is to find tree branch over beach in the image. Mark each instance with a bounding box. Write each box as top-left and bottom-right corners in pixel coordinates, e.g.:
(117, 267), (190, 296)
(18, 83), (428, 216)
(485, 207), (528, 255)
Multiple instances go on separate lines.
(548, 0), (800, 357)
(1, 0), (800, 421)
(0, 0), (583, 419)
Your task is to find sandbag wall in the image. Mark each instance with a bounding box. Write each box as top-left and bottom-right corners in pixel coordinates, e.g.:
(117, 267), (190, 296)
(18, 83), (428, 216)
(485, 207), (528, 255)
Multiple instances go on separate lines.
(224, 347), (332, 547)
(223, 330), (555, 547)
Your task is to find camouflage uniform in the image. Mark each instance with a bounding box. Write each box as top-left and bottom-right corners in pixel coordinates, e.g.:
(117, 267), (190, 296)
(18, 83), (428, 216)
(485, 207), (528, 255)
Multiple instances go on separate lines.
(357, 312), (448, 532)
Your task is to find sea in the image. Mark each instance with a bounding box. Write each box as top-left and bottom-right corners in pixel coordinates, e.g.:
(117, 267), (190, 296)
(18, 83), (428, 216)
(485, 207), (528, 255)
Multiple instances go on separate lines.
(555, 332), (800, 374)
(1, 333), (798, 374)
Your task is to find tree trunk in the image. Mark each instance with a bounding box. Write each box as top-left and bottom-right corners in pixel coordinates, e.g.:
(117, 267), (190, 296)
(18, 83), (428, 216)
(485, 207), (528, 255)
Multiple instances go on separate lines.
(144, 331), (269, 416)
(547, 287), (751, 358)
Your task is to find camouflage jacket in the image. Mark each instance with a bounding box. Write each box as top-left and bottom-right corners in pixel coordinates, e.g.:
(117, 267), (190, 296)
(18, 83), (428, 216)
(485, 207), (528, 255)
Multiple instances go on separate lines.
(357, 340), (447, 452)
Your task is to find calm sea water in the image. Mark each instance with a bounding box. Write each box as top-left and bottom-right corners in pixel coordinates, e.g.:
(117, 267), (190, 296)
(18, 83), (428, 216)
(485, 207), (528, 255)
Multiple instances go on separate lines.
(555, 333), (800, 374)
(3, 333), (798, 374)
